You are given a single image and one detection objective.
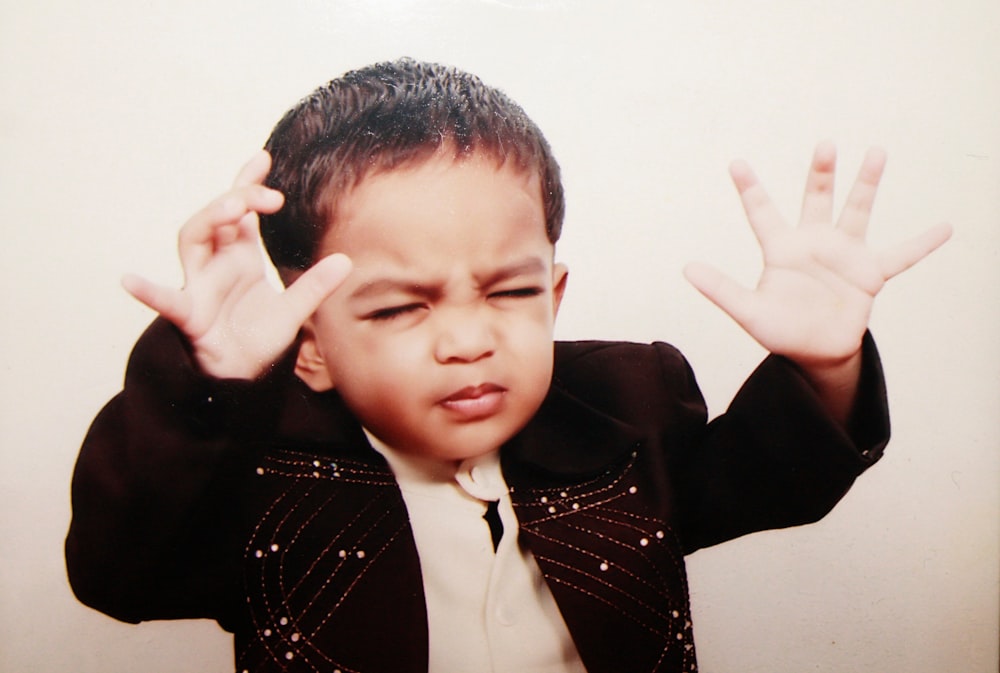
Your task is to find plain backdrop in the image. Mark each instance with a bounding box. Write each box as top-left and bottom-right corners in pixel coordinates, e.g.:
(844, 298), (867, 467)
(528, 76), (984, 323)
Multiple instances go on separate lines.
(1, 1), (997, 671)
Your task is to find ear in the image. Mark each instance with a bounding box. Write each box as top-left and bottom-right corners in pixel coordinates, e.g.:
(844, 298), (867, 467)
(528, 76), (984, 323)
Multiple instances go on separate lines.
(294, 321), (335, 392)
(552, 262), (569, 316)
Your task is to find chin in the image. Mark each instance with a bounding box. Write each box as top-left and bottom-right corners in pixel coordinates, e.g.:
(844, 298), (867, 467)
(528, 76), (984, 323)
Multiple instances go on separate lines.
(426, 425), (520, 461)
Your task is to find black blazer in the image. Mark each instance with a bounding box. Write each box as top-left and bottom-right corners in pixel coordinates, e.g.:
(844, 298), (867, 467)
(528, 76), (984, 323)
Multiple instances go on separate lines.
(67, 319), (889, 673)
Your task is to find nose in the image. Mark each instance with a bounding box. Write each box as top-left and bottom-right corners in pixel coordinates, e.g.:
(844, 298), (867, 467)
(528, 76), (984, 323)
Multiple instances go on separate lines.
(433, 309), (496, 364)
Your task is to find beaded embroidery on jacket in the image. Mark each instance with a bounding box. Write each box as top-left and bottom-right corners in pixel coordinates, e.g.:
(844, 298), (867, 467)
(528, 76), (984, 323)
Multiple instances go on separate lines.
(513, 450), (698, 672)
(237, 447), (698, 673)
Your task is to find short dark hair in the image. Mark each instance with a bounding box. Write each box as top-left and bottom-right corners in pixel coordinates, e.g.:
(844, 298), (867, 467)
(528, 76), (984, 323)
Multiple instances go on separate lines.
(260, 58), (565, 273)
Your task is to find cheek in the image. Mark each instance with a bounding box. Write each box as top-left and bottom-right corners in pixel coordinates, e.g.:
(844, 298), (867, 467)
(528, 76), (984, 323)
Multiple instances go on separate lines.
(504, 316), (556, 382)
(332, 326), (427, 388)
(506, 306), (557, 351)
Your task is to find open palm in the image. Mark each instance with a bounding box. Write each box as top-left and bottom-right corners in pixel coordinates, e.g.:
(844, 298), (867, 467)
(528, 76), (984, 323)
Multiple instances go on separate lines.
(684, 143), (951, 368)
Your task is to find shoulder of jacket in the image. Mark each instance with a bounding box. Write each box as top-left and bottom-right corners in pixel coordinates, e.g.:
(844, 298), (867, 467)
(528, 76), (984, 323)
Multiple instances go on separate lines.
(553, 340), (688, 373)
(551, 340), (698, 419)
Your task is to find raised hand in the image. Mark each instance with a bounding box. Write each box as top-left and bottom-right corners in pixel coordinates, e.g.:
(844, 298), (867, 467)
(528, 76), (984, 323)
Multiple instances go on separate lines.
(683, 143), (951, 423)
(122, 151), (352, 379)
(684, 142), (951, 369)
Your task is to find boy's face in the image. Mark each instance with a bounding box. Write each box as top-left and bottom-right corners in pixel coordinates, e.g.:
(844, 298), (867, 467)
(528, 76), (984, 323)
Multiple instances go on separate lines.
(295, 151), (568, 462)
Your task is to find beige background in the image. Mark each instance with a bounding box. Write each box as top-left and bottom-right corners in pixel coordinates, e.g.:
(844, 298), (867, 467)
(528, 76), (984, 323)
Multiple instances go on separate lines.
(1, 1), (997, 671)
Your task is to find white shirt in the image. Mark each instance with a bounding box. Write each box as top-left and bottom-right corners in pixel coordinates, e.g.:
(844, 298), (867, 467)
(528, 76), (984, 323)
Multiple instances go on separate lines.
(367, 432), (587, 673)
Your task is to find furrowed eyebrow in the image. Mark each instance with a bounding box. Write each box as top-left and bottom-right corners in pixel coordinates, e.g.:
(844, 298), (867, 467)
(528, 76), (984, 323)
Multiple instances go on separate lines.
(348, 257), (548, 302)
(348, 278), (439, 302)
(476, 257), (547, 287)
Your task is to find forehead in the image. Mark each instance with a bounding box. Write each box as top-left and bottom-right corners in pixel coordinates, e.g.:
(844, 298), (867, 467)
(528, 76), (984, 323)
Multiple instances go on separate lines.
(322, 151), (549, 260)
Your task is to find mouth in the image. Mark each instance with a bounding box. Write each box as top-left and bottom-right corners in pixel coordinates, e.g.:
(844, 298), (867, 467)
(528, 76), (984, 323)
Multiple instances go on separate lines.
(438, 383), (507, 421)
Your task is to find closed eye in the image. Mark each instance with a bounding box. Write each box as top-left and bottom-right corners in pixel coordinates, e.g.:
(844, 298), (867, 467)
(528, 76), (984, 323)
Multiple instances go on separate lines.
(489, 287), (543, 299)
(365, 303), (426, 321)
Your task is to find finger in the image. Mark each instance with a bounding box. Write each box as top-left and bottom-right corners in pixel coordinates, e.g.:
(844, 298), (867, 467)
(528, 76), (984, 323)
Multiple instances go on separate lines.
(730, 159), (785, 246)
(178, 186), (282, 273)
(280, 253), (354, 326)
(878, 222), (953, 280)
(121, 273), (192, 327)
(213, 223), (242, 249)
(236, 210), (262, 242)
(683, 261), (756, 328)
(837, 146), (886, 239)
(214, 211), (260, 250)
(799, 141), (837, 228)
(232, 150), (273, 188)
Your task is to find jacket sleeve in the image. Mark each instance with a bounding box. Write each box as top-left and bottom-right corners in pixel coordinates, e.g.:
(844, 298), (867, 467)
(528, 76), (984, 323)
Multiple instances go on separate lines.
(665, 331), (890, 554)
(65, 318), (294, 628)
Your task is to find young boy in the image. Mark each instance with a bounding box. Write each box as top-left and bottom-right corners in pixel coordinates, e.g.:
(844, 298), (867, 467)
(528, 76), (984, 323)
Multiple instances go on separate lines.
(66, 59), (950, 673)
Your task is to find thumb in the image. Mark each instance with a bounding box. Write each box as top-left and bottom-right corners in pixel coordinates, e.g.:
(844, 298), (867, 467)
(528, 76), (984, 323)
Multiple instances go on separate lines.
(683, 261), (754, 326)
(280, 253), (353, 325)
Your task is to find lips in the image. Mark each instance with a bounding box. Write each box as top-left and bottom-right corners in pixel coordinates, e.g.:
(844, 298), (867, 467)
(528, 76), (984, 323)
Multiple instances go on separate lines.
(438, 383), (507, 420)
